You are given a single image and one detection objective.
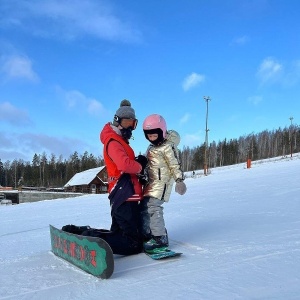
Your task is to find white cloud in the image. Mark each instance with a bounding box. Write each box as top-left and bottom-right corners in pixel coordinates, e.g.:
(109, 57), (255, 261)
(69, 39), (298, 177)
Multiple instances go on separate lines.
(64, 90), (86, 108)
(0, 101), (33, 126)
(256, 57), (282, 84)
(248, 95), (263, 106)
(179, 113), (191, 125)
(256, 57), (300, 87)
(232, 35), (250, 46)
(182, 132), (203, 148)
(87, 99), (105, 116)
(0, 0), (142, 43)
(1, 55), (39, 82)
(0, 131), (92, 162)
(182, 72), (205, 91)
(60, 88), (106, 117)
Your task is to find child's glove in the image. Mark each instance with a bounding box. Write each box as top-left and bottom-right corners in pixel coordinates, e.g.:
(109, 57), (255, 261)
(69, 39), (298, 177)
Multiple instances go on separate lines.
(175, 179), (187, 195)
(135, 155), (148, 174)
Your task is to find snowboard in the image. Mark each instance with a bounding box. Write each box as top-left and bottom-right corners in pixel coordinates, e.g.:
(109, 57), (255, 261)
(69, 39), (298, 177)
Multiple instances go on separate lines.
(145, 247), (182, 260)
(50, 225), (114, 279)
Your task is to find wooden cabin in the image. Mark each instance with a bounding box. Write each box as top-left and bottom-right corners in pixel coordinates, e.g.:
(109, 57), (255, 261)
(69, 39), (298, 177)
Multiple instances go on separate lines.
(64, 166), (108, 194)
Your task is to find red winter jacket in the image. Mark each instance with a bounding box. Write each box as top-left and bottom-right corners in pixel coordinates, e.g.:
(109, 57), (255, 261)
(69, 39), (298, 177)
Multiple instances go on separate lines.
(100, 123), (143, 201)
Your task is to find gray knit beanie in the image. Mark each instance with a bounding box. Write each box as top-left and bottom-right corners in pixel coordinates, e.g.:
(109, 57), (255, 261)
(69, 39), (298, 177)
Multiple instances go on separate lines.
(113, 99), (136, 126)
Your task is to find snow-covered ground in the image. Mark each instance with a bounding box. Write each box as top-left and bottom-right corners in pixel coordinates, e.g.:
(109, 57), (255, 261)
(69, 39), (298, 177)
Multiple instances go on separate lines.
(1, 155), (300, 300)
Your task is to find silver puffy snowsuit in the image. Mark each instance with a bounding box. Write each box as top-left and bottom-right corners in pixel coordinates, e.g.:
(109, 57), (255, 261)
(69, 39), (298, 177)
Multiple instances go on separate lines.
(141, 130), (185, 237)
(143, 130), (185, 202)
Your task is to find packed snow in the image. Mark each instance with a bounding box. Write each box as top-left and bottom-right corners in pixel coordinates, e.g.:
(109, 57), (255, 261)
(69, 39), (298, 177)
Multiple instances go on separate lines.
(1, 155), (300, 300)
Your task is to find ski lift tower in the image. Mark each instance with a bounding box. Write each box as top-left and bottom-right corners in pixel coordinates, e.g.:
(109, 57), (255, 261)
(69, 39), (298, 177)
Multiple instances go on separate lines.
(203, 96), (211, 175)
(289, 116), (294, 158)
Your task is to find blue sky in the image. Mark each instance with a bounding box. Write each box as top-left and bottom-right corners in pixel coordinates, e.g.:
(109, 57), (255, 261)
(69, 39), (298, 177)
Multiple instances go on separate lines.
(1, 0), (299, 162)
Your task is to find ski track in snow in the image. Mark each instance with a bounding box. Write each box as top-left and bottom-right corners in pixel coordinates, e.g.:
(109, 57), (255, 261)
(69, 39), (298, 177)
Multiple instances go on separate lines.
(0, 227), (48, 238)
(170, 238), (207, 251)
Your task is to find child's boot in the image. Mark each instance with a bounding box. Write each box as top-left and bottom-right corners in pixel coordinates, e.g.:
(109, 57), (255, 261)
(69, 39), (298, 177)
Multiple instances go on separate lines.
(143, 234), (169, 251)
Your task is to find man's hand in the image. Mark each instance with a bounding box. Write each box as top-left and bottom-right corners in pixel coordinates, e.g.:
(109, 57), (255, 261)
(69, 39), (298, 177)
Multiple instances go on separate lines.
(135, 155), (148, 174)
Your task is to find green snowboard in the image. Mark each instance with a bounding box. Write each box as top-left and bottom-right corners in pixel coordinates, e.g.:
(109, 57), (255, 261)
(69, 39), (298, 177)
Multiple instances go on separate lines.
(50, 225), (114, 279)
(145, 247), (182, 260)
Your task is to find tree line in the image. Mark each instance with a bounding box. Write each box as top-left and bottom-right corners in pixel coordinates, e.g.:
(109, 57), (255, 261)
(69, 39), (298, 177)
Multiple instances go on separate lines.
(181, 124), (299, 172)
(0, 124), (299, 188)
(0, 151), (104, 189)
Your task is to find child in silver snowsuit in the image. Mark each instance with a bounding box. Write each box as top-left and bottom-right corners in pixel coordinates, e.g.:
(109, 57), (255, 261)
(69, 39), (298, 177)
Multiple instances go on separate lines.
(140, 114), (187, 250)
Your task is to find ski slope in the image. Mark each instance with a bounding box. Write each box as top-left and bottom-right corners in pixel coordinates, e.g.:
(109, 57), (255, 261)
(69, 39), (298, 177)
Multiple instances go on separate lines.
(1, 155), (300, 300)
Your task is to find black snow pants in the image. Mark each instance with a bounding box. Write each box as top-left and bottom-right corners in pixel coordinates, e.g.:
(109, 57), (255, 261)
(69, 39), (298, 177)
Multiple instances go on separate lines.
(82, 201), (143, 256)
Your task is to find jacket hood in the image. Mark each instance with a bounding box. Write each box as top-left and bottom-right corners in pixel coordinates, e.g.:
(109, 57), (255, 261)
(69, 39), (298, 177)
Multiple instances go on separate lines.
(100, 123), (122, 145)
(165, 130), (180, 146)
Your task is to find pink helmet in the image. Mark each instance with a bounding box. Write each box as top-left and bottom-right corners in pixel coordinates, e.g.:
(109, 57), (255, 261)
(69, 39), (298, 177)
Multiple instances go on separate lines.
(143, 114), (167, 145)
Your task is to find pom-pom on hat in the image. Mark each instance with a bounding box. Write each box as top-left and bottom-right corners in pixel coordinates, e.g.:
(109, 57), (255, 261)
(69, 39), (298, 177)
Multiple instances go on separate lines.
(113, 99), (136, 126)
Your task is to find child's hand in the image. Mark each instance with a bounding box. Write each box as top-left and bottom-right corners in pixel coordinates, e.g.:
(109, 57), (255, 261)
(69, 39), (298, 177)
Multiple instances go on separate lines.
(175, 180), (187, 195)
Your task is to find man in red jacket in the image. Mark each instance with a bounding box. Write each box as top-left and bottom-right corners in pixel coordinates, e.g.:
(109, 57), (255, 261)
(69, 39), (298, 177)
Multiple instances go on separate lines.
(63, 100), (147, 255)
